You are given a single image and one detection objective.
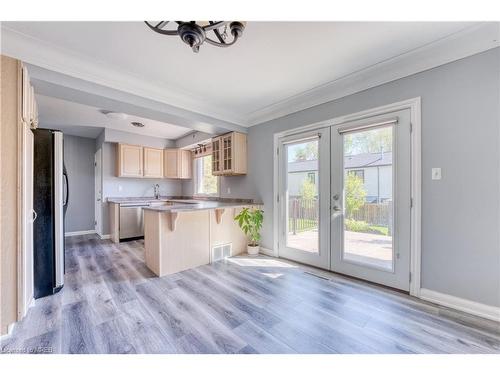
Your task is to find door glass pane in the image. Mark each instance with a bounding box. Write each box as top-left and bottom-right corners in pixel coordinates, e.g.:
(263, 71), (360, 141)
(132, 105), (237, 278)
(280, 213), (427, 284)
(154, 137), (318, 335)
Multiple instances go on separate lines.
(343, 126), (393, 270)
(285, 139), (319, 253)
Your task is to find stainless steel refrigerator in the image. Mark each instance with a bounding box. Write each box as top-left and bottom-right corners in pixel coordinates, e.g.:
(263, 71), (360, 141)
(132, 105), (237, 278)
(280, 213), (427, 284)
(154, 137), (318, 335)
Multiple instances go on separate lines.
(33, 129), (68, 298)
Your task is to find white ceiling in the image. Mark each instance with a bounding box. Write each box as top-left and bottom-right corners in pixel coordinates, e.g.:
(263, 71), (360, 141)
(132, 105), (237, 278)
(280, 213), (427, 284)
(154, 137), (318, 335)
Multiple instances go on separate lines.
(3, 21), (485, 127)
(36, 94), (194, 139)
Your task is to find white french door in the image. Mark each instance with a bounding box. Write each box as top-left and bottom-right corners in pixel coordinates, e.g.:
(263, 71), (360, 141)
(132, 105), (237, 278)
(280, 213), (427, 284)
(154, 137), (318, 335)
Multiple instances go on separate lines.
(278, 128), (330, 269)
(277, 109), (412, 291)
(331, 109), (411, 290)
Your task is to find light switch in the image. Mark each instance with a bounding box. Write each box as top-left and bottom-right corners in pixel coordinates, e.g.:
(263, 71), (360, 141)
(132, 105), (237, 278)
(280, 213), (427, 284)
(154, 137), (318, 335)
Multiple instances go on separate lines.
(432, 168), (442, 180)
(118, 185), (123, 192)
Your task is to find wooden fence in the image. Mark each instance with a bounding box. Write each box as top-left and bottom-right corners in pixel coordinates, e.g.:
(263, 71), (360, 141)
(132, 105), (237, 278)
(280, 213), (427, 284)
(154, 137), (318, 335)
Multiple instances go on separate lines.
(288, 197), (391, 234)
(349, 202), (392, 226)
(288, 197), (319, 234)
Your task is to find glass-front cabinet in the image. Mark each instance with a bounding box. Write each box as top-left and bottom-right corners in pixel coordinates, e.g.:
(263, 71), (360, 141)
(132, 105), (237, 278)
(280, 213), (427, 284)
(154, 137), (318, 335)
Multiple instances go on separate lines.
(211, 132), (247, 176)
(211, 137), (220, 173)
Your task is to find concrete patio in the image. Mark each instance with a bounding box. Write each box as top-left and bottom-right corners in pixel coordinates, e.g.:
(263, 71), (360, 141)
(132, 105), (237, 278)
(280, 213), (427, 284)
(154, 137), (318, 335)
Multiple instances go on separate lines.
(287, 230), (393, 269)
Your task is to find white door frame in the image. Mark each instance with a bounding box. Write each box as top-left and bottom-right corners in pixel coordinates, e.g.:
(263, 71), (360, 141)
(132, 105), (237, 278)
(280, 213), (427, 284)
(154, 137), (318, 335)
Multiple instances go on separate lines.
(273, 97), (421, 296)
(94, 148), (103, 237)
(277, 128), (331, 269)
(18, 121), (34, 320)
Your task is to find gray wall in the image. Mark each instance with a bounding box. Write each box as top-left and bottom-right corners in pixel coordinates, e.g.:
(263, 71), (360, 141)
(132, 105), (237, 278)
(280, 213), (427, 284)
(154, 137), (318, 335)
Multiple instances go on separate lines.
(101, 142), (183, 234)
(63, 135), (95, 232)
(224, 48), (500, 307)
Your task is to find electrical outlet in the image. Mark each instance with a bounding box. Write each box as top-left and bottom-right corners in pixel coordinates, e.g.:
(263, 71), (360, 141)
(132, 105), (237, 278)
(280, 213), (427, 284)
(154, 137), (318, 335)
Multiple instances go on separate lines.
(227, 187), (231, 194)
(432, 168), (442, 180)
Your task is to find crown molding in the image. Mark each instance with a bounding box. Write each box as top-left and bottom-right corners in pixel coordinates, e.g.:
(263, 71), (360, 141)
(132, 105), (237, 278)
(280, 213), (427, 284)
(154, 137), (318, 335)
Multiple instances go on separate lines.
(246, 22), (500, 126)
(2, 23), (498, 128)
(0, 25), (248, 126)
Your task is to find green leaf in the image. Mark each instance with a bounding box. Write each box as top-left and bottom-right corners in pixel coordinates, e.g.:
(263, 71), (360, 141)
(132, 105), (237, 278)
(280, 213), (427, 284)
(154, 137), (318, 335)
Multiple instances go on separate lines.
(233, 207), (264, 246)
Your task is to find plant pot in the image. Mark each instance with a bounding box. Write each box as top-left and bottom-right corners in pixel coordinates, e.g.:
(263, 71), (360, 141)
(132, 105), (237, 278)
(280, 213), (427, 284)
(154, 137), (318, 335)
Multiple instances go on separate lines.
(247, 244), (260, 256)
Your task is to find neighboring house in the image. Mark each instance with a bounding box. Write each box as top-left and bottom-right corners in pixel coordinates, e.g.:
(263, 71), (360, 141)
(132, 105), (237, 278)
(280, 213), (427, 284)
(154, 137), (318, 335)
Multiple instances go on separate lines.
(287, 159), (319, 197)
(287, 151), (392, 202)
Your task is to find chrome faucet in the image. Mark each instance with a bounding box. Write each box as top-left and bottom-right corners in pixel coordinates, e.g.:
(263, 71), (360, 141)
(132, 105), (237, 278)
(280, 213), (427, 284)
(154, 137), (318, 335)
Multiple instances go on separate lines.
(154, 184), (160, 199)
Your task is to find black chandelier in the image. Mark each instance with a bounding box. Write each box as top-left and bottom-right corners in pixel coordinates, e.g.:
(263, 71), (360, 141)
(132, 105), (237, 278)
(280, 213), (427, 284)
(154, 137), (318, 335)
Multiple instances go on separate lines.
(144, 21), (246, 53)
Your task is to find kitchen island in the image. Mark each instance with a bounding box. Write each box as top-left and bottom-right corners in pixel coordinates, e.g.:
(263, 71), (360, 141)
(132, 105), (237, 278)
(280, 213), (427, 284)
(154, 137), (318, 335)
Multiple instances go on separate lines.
(142, 199), (260, 277)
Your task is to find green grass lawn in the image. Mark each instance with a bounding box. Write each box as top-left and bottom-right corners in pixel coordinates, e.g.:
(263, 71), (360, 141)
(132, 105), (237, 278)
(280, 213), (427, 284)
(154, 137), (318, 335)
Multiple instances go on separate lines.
(345, 218), (390, 236)
(368, 225), (389, 236)
(290, 218), (389, 236)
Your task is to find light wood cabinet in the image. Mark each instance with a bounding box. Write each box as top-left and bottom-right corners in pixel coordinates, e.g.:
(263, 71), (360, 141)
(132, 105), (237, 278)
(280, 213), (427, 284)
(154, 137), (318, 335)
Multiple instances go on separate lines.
(164, 149), (192, 179)
(212, 132), (247, 176)
(117, 143), (143, 177)
(1, 56), (35, 333)
(116, 144), (192, 179)
(143, 147), (164, 178)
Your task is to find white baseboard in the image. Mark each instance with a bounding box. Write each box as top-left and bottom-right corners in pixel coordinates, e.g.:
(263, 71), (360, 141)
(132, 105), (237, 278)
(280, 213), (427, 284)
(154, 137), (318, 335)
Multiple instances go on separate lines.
(420, 288), (500, 322)
(99, 234), (111, 240)
(259, 247), (276, 257)
(64, 229), (96, 237)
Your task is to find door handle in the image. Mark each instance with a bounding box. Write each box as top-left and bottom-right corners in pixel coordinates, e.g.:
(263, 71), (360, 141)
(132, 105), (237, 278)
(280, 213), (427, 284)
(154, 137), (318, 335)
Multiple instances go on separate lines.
(32, 209), (37, 222)
(63, 172), (69, 207)
(333, 205), (342, 212)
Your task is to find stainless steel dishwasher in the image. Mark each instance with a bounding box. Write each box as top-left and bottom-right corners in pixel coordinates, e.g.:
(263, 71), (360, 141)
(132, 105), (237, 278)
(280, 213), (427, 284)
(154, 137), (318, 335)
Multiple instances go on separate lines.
(119, 203), (148, 241)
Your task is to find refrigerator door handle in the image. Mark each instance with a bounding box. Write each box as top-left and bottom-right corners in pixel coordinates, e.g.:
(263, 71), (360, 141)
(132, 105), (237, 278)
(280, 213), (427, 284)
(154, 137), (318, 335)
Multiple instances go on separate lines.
(63, 172), (69, 207)
(32, 209), (37, 223)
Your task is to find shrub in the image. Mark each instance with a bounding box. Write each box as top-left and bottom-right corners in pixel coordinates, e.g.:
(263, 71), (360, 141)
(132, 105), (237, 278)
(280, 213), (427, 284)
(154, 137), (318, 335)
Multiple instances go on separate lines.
(345, 174), (366, 217)
(345, 219), (370, 232)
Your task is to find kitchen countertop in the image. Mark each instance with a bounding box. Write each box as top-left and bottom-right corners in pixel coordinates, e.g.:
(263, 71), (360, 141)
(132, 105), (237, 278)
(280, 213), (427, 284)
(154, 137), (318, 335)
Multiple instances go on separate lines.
(107, 196), (261, 212)
(107, 196), (172, 204)
(143, 200), (261, 213)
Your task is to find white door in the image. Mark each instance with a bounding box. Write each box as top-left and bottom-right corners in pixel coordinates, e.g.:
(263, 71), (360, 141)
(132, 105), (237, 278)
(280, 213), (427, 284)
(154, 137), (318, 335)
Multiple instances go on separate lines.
(21, 122), (34, 317)
(331, 109), (411, 290)
(95, 148), (102, 237)
(276, 109), (412, 291)
(278, 128), (330, 269)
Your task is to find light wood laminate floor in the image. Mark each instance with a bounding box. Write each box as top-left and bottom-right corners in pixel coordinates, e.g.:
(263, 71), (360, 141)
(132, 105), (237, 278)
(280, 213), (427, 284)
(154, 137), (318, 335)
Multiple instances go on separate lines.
(1, 234), (499, 354)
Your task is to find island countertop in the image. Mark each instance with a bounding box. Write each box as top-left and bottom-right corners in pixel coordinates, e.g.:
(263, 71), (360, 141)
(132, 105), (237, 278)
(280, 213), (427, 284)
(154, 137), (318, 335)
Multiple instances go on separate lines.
(143, 199), (262, 213)
(107, 196), (176, 205)
(142, 199), (260, 277)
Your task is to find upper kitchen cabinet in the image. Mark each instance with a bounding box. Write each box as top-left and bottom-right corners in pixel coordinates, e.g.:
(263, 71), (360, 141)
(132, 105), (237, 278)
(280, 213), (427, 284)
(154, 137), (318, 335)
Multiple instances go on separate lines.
(212, 132), (247, 176)
(164, 149), (192, 179)
(117, 143), (143, 178)
(143, 147), (164, 178)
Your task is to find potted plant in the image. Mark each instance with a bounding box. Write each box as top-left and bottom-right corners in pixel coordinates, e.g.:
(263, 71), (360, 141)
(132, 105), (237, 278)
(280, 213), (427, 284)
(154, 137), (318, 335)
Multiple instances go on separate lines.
(234, 207), (264, 256)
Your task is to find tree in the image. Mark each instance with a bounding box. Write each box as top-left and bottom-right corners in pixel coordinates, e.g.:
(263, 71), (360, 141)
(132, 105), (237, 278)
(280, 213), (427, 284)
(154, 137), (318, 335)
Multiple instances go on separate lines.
(299, 177), (316, 200)
(344, 127), (392, 155)
(345, 174), (366, 218)
(293, 141), (318, 161)
(202, 155), (217, 194)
